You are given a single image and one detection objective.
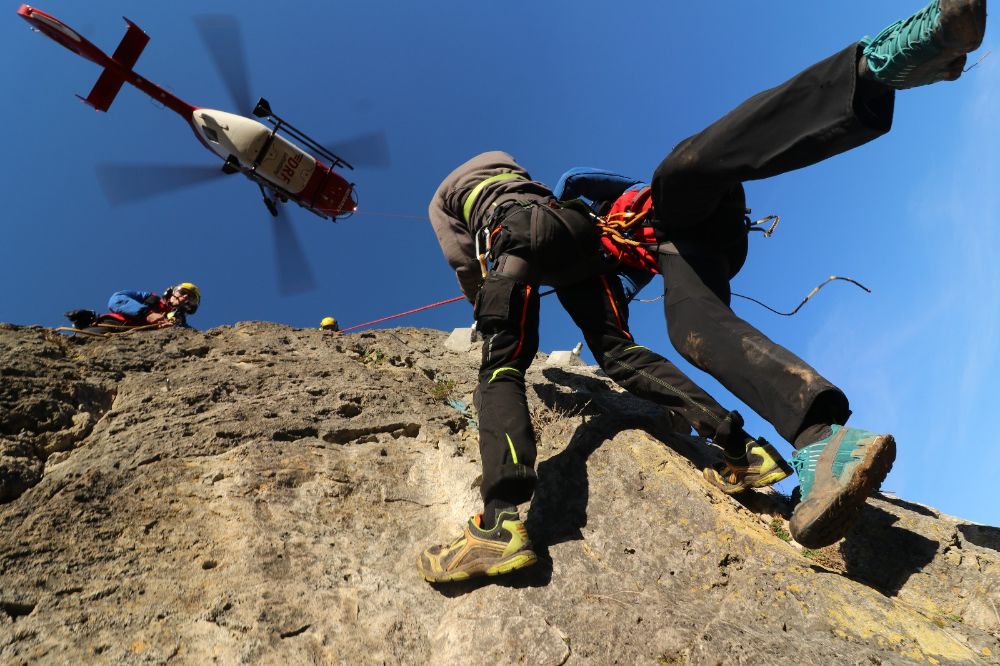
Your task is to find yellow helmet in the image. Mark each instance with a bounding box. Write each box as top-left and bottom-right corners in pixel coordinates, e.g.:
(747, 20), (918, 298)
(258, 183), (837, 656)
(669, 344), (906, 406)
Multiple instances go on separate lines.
(177, 282), (200, 299)
(168, 282), (201, 314)
(320, 316), (339, 331)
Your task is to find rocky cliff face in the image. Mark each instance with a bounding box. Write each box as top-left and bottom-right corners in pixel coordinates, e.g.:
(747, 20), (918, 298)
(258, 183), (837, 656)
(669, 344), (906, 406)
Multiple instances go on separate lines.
(1, 322), (998, 665)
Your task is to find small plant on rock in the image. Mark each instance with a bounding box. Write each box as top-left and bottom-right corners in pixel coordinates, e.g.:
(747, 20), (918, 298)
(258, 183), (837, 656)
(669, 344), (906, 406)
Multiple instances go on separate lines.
(360, 346), (386, 366)
(430, 378), (457, 401)
(769, 517), (792, 542)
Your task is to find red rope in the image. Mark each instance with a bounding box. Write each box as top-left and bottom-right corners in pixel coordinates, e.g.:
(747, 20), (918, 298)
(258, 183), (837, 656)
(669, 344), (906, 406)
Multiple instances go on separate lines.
(338, 295), (466, 333)
(338, 288), (556, 335)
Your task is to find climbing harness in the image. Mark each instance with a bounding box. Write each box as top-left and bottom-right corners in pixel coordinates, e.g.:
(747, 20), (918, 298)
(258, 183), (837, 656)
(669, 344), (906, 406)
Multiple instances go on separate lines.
(462, 172), (526, 224)
(475, 200), (535, 277)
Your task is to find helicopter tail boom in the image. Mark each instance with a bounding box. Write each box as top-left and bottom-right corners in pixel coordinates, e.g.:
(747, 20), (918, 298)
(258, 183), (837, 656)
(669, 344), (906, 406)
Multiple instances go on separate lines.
(18, 5), (196, 118)
(80, 18), (149, 112)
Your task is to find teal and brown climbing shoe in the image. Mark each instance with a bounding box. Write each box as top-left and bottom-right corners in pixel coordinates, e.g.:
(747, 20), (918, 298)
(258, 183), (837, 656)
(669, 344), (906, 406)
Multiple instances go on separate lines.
(703, 438), (794, 494)
(788, 426), (896, 548)
(417, 511), (537, 583)
(861, 0), (987, 88)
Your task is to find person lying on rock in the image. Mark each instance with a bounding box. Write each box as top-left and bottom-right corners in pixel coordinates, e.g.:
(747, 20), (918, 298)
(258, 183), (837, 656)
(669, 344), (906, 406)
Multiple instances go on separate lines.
(64, 282), (201, 335)
(418, 0), (987, 583)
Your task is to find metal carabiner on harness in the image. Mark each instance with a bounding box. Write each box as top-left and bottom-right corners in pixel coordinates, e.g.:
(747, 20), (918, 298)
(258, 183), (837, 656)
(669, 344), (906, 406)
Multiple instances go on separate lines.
(476, 200), (526, 276)
(745, 210), (780, 237)
(475, 224), (491, 278)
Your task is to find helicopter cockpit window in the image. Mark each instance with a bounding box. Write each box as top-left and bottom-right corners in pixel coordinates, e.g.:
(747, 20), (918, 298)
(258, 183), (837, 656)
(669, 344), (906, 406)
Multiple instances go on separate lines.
(203, 126), (220, 144)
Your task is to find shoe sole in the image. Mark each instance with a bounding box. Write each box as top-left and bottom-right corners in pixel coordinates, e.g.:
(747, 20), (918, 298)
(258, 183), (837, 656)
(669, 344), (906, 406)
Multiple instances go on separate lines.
(790, 435), (896, 549)
(872, 0), (987, 87)
(939, 0), (987, 51)
(911, 0), (988, 83)
(417, 549), (538, 584)
(702, 464), (792, 495)
(702, 467), (748, 495)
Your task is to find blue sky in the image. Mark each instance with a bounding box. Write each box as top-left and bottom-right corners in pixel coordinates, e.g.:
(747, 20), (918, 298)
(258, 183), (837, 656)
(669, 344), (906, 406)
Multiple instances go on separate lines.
(2, 1), (996, 525)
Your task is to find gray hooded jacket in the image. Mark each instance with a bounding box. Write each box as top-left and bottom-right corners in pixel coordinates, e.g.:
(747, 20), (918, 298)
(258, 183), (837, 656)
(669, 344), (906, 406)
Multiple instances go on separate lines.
(428, 151), (552, 302)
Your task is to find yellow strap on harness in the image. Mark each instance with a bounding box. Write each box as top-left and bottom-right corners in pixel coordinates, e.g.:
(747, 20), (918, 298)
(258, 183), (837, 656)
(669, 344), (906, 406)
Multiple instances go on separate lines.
(463, 172), (525, 224)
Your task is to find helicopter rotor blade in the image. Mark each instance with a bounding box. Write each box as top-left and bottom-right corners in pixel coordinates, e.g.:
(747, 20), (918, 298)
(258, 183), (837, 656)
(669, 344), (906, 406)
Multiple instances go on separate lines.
(271, 205), (317, 295)
(95, 164), (227, 205)
(326, 130), (391, 169)
(192, 15), (253, 114)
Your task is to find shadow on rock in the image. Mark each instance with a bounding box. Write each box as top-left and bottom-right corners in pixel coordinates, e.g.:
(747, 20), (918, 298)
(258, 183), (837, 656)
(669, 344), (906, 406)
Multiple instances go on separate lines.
(876, 493), (938, 518)
(539, 366), (718, 471)
(526, 368), (733, 549)
(731, 487), (794, 519)
(839, 504), (939, 596)
(525, 411), (625, 550)
(957, 523), (1000, 552)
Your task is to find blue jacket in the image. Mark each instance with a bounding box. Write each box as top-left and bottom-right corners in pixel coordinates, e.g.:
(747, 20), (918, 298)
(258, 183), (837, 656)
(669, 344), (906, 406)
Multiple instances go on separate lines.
(553, 167), (646, 206)
(107, 290), (161, 318)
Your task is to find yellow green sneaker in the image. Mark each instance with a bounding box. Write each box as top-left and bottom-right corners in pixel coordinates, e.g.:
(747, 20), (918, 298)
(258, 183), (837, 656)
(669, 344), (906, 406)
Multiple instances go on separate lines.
(703, 438), (793, 494)
(417, 511), (537, 583)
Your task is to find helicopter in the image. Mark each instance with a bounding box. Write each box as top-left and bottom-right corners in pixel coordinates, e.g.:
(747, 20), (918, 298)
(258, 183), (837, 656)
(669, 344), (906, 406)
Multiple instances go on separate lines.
(17, 5), (388, 293)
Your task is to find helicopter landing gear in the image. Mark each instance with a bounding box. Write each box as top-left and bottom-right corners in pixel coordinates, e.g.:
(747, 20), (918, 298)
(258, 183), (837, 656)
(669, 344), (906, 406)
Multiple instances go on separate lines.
(222, 154), (242, 175)
(258, 184), (280, 217)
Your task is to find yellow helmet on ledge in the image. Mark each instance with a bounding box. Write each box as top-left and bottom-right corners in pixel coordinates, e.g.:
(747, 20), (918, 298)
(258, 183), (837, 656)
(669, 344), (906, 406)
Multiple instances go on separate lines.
(166, 282), (201, 314)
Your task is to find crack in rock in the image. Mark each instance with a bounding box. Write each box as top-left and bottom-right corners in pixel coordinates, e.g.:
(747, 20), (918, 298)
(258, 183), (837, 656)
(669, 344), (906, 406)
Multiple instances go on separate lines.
(322, 423), (420, 445)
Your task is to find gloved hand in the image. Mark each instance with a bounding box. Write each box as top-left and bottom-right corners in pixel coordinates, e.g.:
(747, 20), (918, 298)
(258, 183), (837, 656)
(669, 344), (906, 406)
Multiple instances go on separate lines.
(145, 311), (174, 327)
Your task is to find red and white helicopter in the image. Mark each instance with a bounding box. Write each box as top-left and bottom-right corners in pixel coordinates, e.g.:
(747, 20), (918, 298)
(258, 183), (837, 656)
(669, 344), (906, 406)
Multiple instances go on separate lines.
(17, 5), (388, 293)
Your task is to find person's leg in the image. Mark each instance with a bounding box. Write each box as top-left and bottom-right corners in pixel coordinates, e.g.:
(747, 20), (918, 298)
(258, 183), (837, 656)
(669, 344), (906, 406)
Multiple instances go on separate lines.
(660, 240), (895, 548)
(651, 43), (895, 239)
(647, 0), (984, 549)
(661, 242), (850, 445)
(557, 273), (731, 437)
(651, 0), (986, 239)
(557, 272), (793, 492)
(417, 268), (540, 583)
(419, 203), (604, 583)
(474, 271), (541, 523)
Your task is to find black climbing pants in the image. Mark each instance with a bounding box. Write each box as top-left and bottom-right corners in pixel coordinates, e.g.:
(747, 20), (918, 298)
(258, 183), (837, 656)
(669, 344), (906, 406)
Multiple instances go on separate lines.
(651, 43), (896, 443)
(475, 205), (734, 506)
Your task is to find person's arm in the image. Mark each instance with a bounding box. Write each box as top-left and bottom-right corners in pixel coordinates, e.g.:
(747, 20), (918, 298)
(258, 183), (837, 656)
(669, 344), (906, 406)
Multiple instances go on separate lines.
(553, 167), (644, 203)
(428, 189), (481, 303)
